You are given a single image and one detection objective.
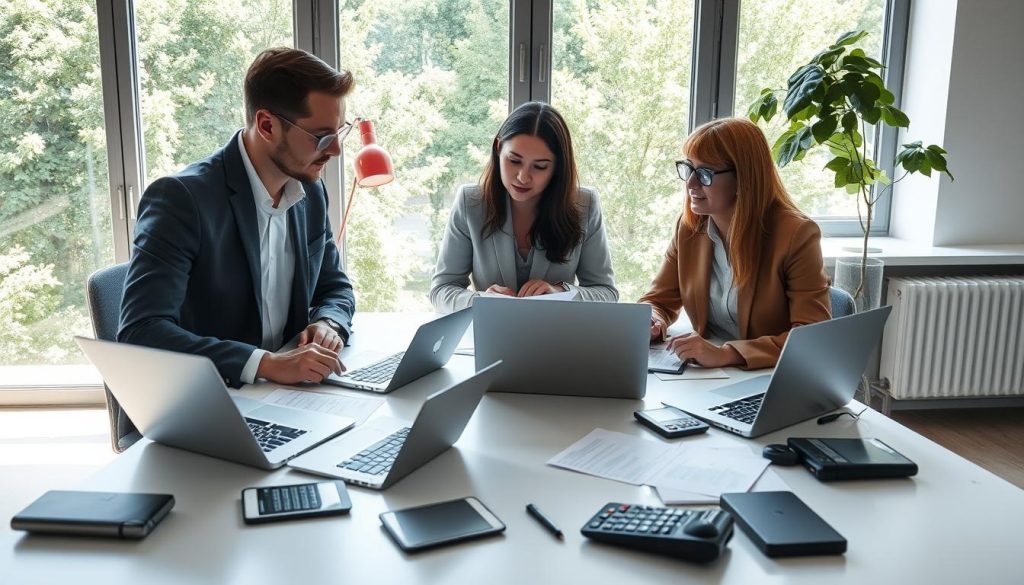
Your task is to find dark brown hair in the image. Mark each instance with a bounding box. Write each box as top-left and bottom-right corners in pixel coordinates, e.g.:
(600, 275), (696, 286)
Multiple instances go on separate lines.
(244, 47), (354, 125)
(480, 101), (582, 263)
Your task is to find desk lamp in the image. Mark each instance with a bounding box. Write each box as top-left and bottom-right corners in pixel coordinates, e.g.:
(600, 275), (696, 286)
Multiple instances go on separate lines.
(337, 119), (394, 242)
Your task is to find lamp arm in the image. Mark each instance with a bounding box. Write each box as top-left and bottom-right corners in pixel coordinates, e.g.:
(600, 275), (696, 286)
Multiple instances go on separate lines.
(336, 175), (359, 245)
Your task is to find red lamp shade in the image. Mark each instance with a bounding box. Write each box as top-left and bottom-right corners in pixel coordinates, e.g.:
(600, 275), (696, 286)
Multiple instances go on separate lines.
(353, 120), (394, 187)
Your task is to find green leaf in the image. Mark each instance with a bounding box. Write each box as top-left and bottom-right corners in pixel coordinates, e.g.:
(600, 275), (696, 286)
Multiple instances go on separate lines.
(773, 129), (803, 168)
(783, 65), (825, 118)
(924, 148), (954, 179)
(879, 88), (896, 105)
(814, 46), (846, 68)
(835, 169), (851, 188)
(761, 93), (778, 121)
(880, 105), (909, 127)
(842, 111), (858, 132)
(926, 144), (947, 155)
(812, 116), (839, 143)
(791, 103), (816, 122)
(797, 126), (815, 149)
(833, 30), (869, 48)
(863, 107), (881, 125)
(825, 156), (850, 173)
(788, 63), (818, 87)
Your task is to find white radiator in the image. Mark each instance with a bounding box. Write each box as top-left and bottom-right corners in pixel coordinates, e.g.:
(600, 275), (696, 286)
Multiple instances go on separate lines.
(880, 276), (1024, 400)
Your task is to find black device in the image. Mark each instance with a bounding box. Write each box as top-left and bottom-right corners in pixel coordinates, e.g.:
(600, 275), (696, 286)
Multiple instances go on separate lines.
(379, 497), (506, 552)
(787, 437), (918, 481)
(634, 406), (710, 438)
(11, 490), (174, 539)
(720, 491), (846, 557)
(241, 481), (351, 525)
(762, 443), (801, 466)
(580, 502), (734, 563)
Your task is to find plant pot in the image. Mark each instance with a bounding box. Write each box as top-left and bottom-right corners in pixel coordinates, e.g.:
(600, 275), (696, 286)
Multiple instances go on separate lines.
(834, 256), (884, 312)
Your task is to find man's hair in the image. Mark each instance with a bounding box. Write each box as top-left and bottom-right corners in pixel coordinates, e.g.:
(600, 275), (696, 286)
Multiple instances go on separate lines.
(244, 47), (354, 125)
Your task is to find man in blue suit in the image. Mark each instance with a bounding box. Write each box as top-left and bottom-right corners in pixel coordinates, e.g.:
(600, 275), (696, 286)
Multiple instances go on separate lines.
(119, 48), (356, 387)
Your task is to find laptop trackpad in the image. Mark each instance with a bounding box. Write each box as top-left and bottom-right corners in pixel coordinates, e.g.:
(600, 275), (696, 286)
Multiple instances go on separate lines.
(710, 375), (771, 399)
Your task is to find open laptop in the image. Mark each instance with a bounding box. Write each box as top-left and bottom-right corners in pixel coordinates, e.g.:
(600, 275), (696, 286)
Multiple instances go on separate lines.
(665, 305), (892, 438)
(75, 337), (356, 470)
(325, 307), (473, 393)
(473, 297), (649, 399)
(290, 361), (502, 490)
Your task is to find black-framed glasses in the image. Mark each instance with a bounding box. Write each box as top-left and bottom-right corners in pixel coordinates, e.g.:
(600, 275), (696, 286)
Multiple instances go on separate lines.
(676, 160), (735, 186)
(273, 112), (359, 152)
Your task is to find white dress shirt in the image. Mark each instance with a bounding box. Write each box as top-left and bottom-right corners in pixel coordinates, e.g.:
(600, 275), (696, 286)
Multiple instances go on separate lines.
(705, 220), (741, 341)
(237, 133), (306, 383)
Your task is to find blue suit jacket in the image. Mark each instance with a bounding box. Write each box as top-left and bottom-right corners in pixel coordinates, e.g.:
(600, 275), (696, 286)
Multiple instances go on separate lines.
(118, 131), (355, 387)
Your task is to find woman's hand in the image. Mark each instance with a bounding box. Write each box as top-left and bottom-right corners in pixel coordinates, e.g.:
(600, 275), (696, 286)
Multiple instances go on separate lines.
(485, 284), (516, 296)
(667, 333), (744, 368)
(517, 279), (561, 297)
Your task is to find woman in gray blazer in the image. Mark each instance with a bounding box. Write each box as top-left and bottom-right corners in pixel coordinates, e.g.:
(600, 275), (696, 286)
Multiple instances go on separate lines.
(430, 101), (618, 313)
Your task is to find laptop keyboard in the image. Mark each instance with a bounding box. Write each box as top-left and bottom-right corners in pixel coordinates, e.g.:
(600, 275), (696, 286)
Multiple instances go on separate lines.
(343, 352), (404, 384)
(708, 393), (765, 425)
(246, 418), (308, 452)
(336, 427), (411, 476)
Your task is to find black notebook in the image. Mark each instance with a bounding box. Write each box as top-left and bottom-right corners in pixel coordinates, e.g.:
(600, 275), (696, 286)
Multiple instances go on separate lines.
(720, 491), (846, 557)
(11, 490), (174, 539)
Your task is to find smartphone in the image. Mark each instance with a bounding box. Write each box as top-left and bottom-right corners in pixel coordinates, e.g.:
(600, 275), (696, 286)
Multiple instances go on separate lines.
(379, 497), (505, 552)
(634, 405), (710, 438)
(241, 481), (351, 525)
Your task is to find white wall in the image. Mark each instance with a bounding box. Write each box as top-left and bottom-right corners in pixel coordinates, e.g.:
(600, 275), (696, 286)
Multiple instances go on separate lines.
(891, 0), (1024, 246)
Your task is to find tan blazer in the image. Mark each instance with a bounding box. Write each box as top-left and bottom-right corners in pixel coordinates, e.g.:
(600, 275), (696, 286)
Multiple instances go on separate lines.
(638, 207), (830, 369)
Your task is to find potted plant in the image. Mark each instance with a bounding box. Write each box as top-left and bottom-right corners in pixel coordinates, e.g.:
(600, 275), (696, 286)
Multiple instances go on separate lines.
(746, 30), (953, 309)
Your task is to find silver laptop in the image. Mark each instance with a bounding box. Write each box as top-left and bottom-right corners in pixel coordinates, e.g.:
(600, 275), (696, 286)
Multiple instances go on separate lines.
(665, 305), (892, 438)
(473, 297), (649, 399)
(75, 337), (356, 470)
(325, 308), (473, 393)
(290, 361), (502, 490)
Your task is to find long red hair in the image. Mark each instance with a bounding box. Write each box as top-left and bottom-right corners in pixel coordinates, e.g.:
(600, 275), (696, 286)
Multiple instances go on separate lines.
(682, 117), (802, 289)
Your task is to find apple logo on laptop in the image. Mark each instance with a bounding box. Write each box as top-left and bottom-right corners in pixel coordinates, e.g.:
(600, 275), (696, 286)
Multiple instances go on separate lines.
(433, 336), (445, 353)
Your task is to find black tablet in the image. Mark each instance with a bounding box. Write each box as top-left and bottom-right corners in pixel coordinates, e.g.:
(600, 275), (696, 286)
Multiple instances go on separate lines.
(721, 491), (846, 557)
(379, 497), (505, 552)
(788, 437), (918, 481)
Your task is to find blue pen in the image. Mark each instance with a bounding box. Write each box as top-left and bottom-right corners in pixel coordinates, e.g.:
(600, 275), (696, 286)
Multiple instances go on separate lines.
(526, 503), (563, 539)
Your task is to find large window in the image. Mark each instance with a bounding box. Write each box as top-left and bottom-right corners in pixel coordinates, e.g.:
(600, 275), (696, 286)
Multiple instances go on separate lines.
(135, 0), (293, 183)
(338, 0), (509, 311)
(734, 0), (886, 228)
(1, 0), (903, 396)
(552, 0), (695, 302)
(0, 1), (113, 375)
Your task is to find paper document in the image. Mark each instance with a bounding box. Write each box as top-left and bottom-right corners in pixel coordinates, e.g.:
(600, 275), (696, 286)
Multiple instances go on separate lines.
(656, 467), (789, 505)
(547, 429), (676, 485)
(649, 445), (770, 498)
(478, 290), (578, 302)
(263, 388), (383, 424)
(648, 349), (686, 374)
(654, 367), (730, 381)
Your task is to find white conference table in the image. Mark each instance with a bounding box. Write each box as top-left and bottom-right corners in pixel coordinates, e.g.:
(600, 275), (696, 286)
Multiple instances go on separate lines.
(3, 312), (1022, 584)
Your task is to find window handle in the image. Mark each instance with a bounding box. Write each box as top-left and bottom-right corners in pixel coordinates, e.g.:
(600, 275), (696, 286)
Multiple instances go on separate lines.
(117, 185), (126, 220)
(538, 44), (547, 83)
(518, 43), (526, 83)
(128, 185), (137, 220)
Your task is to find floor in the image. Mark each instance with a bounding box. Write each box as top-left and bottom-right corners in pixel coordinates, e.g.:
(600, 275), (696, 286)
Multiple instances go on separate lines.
(890, 407), (1024, 489)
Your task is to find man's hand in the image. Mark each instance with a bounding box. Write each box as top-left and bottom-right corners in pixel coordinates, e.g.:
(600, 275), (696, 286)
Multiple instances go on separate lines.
(517, 279), (560, 297)
(485, 284), (516, 296)
(298, 321), (343, 352)
(257, 344), (345, 385)
(667, 333), (744, 368)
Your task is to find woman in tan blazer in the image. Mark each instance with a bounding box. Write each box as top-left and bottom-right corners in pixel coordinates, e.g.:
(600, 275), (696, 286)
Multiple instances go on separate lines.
(639, 117), (830, 370)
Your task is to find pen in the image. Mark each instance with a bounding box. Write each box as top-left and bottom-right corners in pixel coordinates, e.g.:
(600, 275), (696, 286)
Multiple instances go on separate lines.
(526, 503), (563, 540)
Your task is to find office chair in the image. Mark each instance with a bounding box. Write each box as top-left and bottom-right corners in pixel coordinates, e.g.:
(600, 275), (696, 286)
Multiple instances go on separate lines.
(85, 262), (141, 453)
(829, 286), (857, 319)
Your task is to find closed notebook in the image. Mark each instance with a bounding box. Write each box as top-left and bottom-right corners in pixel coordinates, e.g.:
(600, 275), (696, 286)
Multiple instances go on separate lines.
(11, 490), (175, 539)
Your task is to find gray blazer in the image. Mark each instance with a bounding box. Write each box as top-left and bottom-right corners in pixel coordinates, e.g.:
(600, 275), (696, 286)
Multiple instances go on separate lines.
(429, 184), (618, 313)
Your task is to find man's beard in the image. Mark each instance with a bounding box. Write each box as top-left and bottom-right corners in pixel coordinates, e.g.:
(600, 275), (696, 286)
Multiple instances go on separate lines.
(270, 144), (328, 184)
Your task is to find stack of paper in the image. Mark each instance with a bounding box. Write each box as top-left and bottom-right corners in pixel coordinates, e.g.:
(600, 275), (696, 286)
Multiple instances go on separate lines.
(262, 388), (384, 424)
(547, 428), (781, 505)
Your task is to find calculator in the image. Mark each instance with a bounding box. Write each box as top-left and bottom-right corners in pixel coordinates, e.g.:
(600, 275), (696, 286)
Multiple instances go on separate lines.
(634, 406), (709, 438)
(581, 503), (734, 562)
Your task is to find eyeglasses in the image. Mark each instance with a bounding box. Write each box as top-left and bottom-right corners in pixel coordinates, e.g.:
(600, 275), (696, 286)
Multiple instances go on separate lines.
(676, 160), (735, 186)
(272, 112), (359, 152)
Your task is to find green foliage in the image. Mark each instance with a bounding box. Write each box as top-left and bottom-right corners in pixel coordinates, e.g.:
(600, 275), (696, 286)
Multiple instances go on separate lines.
(747, 28), (954, 298)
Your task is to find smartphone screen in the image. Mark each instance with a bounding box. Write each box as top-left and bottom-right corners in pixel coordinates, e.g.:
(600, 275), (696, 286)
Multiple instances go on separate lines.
(241, 481), (351, 524)
(380, 497), (504, 551)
